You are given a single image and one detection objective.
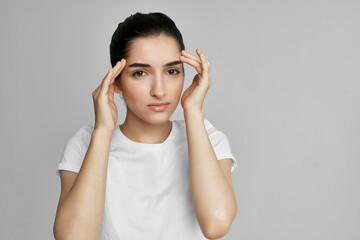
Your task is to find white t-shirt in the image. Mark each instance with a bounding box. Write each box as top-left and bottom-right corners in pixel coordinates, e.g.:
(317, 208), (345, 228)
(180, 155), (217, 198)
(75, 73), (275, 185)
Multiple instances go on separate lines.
(56, 118), (237, 239)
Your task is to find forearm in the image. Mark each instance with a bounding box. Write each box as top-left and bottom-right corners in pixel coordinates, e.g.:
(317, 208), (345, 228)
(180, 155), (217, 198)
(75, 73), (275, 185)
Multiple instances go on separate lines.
(54, 129), (112, 240)
(184, 110), (236, 233)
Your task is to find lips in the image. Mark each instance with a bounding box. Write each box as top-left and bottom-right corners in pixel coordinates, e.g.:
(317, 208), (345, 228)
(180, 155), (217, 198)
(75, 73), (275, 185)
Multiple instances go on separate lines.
(147, 102), (170, 106)
(147, 103), (169, 112)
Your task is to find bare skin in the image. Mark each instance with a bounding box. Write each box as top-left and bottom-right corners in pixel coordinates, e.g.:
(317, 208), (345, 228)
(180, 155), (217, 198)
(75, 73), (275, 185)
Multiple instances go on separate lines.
(114, 34), (184, 143)
(53, 34), (237, 239)
(53, 59), (126, 240)
(180, 49), (238, 239)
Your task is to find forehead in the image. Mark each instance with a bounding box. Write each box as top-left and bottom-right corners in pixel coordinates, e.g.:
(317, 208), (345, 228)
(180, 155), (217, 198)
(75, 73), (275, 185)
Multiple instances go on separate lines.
(127, 35), (181, 65)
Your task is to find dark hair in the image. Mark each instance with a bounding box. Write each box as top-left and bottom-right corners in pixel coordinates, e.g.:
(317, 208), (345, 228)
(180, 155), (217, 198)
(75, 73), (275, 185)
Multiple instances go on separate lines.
(110, 12), (185, 81)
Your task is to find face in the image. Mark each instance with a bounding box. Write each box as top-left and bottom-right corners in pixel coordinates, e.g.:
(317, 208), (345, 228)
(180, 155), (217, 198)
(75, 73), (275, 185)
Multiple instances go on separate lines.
(114, 34), (184, 125)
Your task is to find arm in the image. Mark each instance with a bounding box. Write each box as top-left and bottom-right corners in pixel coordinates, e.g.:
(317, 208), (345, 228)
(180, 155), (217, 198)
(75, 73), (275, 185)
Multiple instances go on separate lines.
(184, 110), (238, 239)
(53, 129), (112, 240)
(54, 59), (126, 240)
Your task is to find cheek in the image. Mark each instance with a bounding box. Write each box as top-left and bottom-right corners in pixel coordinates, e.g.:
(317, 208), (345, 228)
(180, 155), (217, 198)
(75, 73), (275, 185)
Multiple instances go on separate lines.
(170, 79), (184, 98)
(121, 81), (148, 104)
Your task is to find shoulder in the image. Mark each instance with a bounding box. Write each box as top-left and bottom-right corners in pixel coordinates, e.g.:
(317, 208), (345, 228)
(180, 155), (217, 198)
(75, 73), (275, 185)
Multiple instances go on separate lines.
(171, 118), (222, 139)
(66, 124), (94, 149)
(57, 124), (95, 175)
(172, 118), (215, 131)
(73, 124), (93, 140)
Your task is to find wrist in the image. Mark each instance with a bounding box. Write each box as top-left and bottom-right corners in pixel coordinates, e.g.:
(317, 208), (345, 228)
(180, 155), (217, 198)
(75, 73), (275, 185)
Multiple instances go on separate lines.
(184, 109), (203, 118)
(92, 128), (114, 139)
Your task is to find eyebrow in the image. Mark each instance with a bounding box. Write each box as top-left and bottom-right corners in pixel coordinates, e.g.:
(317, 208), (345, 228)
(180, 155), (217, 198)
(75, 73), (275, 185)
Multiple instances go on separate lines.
(128, 60), (182, 68)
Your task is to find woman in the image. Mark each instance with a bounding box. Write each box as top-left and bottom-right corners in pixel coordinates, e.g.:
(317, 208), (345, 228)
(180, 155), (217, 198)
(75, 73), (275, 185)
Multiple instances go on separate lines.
(53, 12), (238, 240)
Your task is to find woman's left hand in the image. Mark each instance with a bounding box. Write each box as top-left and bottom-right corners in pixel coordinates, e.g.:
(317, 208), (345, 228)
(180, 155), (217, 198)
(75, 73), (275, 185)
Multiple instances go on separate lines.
(179, 48), (212, 113)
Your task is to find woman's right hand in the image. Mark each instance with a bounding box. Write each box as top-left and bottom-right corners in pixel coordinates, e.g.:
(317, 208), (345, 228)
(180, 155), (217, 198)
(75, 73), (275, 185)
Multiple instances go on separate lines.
(92, 59), (126, 134)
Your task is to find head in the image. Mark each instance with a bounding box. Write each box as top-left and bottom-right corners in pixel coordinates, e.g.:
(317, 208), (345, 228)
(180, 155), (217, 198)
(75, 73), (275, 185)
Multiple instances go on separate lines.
(109, 12), (185, 125)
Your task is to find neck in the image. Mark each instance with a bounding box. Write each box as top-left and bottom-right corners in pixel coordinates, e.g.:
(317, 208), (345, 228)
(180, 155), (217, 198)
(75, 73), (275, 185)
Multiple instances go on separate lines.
(119, 108), (172, 144)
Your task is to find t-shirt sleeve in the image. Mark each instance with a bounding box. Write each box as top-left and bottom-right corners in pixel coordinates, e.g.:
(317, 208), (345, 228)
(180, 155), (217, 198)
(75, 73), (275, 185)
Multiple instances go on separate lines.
(56, 125), (93, 176)
(204, 118), (238, 173)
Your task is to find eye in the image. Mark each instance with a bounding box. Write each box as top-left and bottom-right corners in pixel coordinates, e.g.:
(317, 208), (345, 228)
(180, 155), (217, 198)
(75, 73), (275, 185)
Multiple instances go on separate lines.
(167, 69), (180, 75)
(132, 70), (147, 78)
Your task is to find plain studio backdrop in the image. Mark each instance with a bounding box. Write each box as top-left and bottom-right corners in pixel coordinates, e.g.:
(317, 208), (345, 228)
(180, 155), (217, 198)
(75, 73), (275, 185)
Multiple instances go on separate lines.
(1, 0), (359, 239)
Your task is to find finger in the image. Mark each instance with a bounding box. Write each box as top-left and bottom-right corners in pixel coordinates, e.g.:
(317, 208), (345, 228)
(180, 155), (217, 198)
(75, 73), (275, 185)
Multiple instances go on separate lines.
(104, 59), (126, 97)
(198, 49), (211, 68)
(108, 59), (123, 85)
(182, 50), (201, 63)
(99, 64), (118, 98)
(108, 59), (125, 98)
(108, 80), (116, 102)
(111, 59), (126, 84)
(180, 55), (202, 73)
(98, 67), (113, 94)
(196, 49), (209, 71)
(199, 53), (209, 80)
(94, 65), (114, 99)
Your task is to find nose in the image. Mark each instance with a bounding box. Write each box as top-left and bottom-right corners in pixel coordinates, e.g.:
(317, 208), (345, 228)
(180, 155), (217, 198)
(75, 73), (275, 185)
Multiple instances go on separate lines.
(150, 74), (166, 100)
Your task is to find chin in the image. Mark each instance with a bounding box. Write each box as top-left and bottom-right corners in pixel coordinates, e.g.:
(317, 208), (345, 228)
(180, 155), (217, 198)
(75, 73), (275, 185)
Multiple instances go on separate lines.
(143, 110), (173, 124)
(127, 105), (173, 125)
(146, 115), (171, 125)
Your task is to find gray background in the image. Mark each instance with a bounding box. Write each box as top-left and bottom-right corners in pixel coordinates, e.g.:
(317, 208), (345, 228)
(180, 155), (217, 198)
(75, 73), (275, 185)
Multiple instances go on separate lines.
(1, 0), (359, 239)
